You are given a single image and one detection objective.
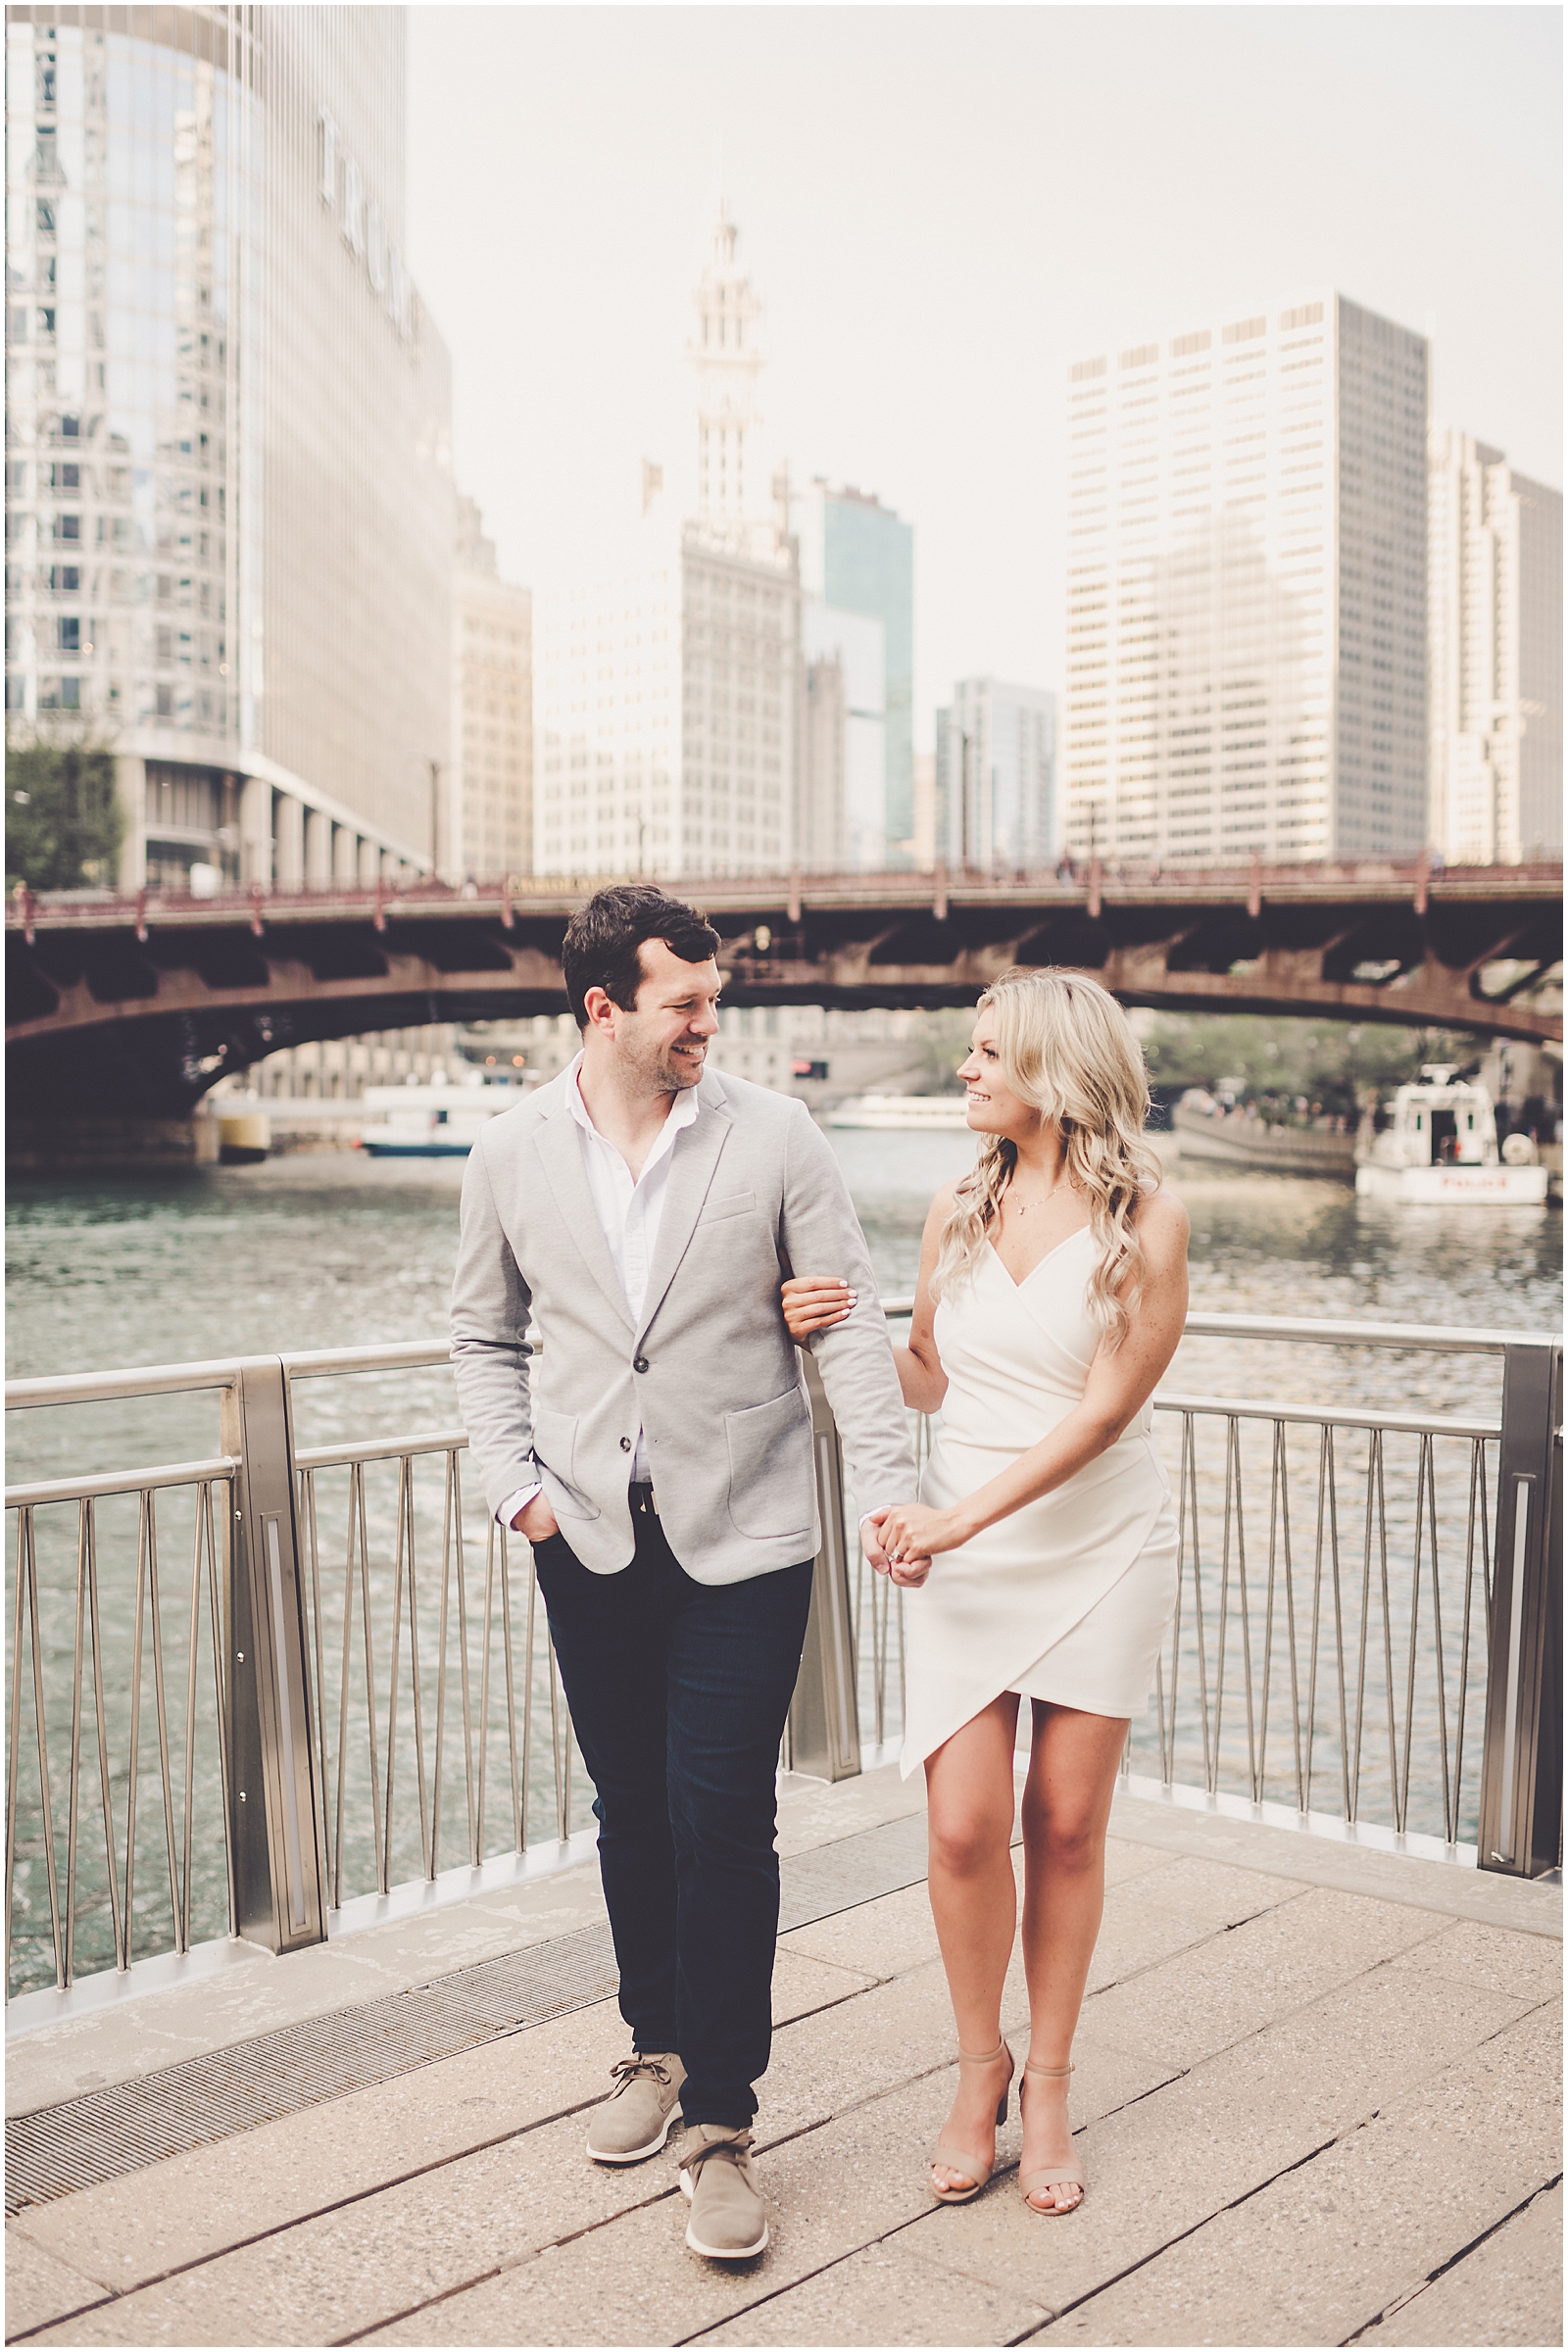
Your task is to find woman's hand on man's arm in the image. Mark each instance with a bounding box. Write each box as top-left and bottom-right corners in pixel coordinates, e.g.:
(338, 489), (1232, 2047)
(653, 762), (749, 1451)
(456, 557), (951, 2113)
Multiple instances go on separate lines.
(781, 1276), (857, 1340)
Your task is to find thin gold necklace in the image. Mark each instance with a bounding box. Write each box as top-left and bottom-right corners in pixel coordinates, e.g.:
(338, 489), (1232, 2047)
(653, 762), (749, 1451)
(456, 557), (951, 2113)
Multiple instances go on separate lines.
(1008, 1174), (1072, 1216)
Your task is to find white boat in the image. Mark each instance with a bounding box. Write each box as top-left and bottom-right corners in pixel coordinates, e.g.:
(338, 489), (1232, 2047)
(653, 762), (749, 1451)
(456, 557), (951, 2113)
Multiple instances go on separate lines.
(829, 1093), (973, 1131)
(357, 1074), (527, 1157)
(1354, 1067), (1548, 1204)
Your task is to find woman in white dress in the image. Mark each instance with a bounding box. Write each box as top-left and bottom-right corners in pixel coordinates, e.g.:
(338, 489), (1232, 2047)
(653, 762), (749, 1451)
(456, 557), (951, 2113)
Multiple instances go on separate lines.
(783, 968), (1187, 2217)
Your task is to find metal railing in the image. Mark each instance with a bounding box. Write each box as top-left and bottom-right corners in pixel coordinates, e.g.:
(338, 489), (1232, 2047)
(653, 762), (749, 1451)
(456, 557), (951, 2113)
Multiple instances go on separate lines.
(6, 1312), (1560, 2002)
(860, 1307), (1559, 1871)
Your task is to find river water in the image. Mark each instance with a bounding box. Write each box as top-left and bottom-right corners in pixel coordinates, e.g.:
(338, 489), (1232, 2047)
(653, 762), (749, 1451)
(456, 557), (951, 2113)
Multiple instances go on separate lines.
(5, 1141), (1560, 1996)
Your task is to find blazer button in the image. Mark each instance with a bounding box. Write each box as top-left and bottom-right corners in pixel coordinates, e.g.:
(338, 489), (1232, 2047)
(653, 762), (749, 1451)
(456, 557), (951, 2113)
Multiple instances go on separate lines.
(619, 1436), (632, 1452)
(633, 1356), (649, 1374)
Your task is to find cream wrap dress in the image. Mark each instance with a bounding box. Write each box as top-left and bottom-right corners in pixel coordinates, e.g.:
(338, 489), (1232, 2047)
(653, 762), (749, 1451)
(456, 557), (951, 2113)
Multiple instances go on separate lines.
(900, 1226), (1179, 1777)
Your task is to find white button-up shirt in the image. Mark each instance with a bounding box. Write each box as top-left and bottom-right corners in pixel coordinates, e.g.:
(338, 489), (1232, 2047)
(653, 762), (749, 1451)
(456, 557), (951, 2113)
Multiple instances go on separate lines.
(496, 1051), (700, 1524)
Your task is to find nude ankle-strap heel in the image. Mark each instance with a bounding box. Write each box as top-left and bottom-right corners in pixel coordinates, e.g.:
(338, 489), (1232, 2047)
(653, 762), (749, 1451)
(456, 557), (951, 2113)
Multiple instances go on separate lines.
(1018, 2060), (1085, 2215)
(928, 2040), (1014, 2204)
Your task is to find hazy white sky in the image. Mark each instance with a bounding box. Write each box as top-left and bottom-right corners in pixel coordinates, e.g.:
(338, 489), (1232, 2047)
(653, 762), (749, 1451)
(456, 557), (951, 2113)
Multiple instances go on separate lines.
(406, 4), (1562, 751)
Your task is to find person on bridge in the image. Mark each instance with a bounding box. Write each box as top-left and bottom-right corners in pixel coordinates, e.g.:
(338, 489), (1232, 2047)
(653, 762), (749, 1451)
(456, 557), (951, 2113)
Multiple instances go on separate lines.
(783, 967), (1189, 2218)
(450, 883), (918, 2263)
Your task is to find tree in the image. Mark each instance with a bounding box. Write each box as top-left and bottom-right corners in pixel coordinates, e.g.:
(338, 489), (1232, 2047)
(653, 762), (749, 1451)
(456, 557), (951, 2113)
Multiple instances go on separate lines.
(5, 737), (124, 892)
(1137, 1009), (1485, 1115)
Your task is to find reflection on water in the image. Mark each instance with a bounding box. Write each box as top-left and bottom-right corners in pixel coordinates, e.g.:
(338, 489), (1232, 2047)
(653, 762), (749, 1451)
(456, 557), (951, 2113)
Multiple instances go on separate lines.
(8, 1137), (1559, 1398)
(4, 1141), (1559, 1995)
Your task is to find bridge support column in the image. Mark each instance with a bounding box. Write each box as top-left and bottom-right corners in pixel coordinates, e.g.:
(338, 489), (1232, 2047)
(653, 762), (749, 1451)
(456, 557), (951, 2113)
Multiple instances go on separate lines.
(304, 808), (331, 888)
(239, 775), (272, 888)
(274, 794), (305, 889)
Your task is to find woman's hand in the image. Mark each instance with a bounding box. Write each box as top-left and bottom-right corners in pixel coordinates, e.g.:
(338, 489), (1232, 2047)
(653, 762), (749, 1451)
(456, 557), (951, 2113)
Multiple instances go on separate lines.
(781, 1275), (857, 1341)
(863, 1501), (963, 1584)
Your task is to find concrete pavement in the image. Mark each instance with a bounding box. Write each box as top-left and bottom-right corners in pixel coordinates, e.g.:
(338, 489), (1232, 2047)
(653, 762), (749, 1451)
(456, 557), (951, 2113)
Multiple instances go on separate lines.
(5, 1765), (1560, 2349)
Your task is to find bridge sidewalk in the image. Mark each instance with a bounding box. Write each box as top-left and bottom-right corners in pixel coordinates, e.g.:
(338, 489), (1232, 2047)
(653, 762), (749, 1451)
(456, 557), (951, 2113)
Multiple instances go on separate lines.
(5, 1767), (1561, 2349)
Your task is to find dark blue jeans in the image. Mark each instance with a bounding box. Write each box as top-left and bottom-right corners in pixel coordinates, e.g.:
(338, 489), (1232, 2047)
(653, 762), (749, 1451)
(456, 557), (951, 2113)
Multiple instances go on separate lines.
(531, 1508), (814, 2129)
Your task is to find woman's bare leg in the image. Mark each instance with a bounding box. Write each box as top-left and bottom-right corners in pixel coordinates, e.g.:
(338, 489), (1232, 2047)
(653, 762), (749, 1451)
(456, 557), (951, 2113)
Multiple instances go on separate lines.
(923, 1691), (1022, 2191)
(1017, 1701), (1129, 2211)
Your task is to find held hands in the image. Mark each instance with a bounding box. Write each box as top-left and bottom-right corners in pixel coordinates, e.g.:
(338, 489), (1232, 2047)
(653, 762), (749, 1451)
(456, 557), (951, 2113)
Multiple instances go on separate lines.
(861, 1508), (936, 1588)
(781, 1275), (857, 1341)
(511, 1491), (561, 1544)
(863, 1501), (961, 1588)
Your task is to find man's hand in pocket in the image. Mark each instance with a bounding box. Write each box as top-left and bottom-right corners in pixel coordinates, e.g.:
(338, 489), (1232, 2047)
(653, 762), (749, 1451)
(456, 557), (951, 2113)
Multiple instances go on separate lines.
(512, 1492), (561, 1544)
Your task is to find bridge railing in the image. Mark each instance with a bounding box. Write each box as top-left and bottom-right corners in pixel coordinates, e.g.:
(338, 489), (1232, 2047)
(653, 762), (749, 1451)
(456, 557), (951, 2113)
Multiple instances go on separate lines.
(5, 1314), (1560, 2004)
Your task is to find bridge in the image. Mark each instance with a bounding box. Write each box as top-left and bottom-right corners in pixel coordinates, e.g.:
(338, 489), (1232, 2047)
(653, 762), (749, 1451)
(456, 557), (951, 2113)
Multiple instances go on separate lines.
(6, 858), (1561, 1117)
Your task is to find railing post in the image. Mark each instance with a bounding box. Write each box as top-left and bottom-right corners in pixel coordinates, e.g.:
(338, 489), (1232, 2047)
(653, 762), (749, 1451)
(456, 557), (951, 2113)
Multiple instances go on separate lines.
(220, 1360), (327, 1950)
(786, 1353), (863, 1783)
(1478, 1343), (1562, 1878)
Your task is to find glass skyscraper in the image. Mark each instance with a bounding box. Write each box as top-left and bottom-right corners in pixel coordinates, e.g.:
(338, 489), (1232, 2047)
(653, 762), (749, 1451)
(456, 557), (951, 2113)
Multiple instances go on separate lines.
(935, 677), (1056, 872)
(794, 479), (913, 867)
(5, 4), (451, 890)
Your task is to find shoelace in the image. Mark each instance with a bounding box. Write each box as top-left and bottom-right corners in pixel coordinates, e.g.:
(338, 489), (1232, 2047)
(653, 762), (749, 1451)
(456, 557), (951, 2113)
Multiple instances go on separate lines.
(609, 2055), (672, 2094)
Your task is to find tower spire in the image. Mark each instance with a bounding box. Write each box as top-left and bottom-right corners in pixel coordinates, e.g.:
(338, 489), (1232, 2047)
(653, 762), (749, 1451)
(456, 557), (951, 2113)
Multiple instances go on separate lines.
(688, 198), (763, 536)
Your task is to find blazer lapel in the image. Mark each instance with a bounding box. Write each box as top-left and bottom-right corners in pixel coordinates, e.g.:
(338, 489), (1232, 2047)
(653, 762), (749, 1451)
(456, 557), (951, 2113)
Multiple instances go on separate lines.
(634, 1079), (733, 1348)
(532, 1099), (634, 1334)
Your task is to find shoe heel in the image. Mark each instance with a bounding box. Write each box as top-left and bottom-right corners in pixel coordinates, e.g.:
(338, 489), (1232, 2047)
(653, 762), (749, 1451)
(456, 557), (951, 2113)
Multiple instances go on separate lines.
(995, 2091), (1008, 2126)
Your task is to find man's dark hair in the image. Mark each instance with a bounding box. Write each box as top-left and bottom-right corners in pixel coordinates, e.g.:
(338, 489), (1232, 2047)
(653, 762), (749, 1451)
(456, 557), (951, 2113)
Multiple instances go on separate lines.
(561, 884), (721, 1028)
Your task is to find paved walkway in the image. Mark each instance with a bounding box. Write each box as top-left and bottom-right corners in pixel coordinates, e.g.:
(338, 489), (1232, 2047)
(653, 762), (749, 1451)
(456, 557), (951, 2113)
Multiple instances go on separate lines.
(5, 1768), (1561, 2349)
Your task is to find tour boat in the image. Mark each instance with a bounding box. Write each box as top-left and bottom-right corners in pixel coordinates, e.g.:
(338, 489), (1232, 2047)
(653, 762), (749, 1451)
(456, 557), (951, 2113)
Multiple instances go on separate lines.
(1354, 1067), (1548, 1204)
(828, 1093), (972, 1131)
(357, 1075), (527, 1157)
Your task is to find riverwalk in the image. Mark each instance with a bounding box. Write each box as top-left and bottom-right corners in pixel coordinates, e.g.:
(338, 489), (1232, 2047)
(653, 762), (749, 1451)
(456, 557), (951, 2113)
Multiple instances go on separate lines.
(5, 1763), (1560, 2349)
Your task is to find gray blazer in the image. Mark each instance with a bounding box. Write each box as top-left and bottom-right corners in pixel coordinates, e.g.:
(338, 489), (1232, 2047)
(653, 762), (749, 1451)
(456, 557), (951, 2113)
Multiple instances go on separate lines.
(450, 1063), (917, 1585)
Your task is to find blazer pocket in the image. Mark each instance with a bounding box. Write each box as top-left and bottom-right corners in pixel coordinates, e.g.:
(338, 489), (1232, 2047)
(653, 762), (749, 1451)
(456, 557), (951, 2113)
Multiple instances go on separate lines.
(724, 1387), (814, 1541)
(531, 1404), (593, 1516)
(701, 1190), (757, 1224)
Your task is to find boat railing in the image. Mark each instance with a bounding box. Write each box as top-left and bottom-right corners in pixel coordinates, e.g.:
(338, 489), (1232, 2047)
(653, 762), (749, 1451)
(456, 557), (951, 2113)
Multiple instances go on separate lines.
(5, 1313), (1560, 2006)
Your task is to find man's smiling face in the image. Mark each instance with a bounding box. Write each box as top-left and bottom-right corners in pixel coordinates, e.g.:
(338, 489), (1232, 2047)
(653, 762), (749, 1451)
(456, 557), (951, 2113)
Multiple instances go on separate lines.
(597, 935), (722, 1095)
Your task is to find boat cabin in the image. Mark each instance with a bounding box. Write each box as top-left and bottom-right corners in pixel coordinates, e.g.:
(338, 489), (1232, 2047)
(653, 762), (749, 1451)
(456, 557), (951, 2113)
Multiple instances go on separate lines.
(1363, 1067), (1499, 1169)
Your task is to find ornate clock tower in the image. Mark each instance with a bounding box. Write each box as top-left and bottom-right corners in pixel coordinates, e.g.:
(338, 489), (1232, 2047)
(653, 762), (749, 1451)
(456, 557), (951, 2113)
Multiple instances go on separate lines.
(688, 200), (765, 542)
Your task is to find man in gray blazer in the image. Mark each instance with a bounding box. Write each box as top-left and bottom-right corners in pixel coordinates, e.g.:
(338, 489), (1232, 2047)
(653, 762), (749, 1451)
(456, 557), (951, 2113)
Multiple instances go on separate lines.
(451, 884), (917, 2261)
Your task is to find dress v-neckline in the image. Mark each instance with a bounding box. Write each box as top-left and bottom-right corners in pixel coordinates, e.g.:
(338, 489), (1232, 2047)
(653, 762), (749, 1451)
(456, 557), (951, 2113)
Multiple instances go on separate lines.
(985, 1224), (1092, 1294)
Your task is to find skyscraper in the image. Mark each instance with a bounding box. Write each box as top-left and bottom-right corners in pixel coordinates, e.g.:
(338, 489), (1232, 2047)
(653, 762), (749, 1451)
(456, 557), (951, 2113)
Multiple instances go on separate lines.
(1428, 427), (1562, 864)
(531, 202), (799, 880)
(799, 598), (884, 869)
(1061, 295), (1428, 866)
(934, 678), (1056, 872)
(4, 6), (452, 889)
(451, 495), (531, 882)
(794, 480), (913, 866)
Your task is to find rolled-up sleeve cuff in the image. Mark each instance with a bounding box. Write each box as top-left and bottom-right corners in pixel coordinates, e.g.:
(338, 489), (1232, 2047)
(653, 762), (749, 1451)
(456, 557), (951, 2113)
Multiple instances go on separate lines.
(497, 1479), (543, 1530)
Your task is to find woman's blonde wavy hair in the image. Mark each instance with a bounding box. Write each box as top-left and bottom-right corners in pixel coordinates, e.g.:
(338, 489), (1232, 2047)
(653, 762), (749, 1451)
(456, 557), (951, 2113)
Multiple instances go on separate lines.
(930, 967), (1161, 1348)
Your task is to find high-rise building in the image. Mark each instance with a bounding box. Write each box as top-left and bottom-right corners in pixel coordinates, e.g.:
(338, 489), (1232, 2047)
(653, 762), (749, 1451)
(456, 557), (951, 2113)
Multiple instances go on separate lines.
(1428, 427), (1562, 864)
(532, 203), (799, 880)
(794, 480), (913, 865)
(800, 598), (884, 869)
(4, 6), (452, 890)
(1062, 295), (1428, 866)
(451, 495), (531, 881)
(934, 678), (1056, 872)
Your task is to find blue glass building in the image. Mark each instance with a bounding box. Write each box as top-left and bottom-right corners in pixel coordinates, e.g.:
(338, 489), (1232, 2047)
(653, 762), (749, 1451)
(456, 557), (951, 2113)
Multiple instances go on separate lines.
(794, 480), (913, 867)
